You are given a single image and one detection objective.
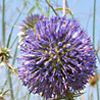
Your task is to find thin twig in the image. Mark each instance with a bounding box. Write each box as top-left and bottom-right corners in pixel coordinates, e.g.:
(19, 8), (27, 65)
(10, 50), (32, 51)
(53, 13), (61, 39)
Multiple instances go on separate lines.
(45, 0), (58, 16)
(5, 60), (18, 75)
(55, 7), (73, 16)
(5, 61), (14, 70)
(66, 0), (69, 8)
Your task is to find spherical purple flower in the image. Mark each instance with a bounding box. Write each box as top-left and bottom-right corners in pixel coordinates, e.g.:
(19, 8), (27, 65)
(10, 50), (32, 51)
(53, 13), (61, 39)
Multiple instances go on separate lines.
(18, 15), (96, 100)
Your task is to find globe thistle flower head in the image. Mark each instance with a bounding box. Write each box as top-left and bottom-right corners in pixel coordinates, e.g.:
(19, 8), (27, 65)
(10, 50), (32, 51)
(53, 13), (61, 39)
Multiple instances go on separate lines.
(0, 46), (11, 63)
(18, 16), (96, 100)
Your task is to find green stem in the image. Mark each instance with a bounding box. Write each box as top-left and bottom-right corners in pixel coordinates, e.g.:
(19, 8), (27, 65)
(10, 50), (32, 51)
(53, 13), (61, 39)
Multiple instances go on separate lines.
(12, 44), (18, 65)
(10, 37), (18, 49)
(45, 0), (58, 16)
(42, 98), (46, 100)
(6, 6), (24, 48)
(93, 0), (95, 54)
(2, 0), (5, 45)
(27, 93), (30, 100)
(1, 79), (8, 92)
(47, 0), (50, 16)
(66, 0), (69, 8)
(97, 54), (100, 63)
(7, 68), (14, 100)
(93, 0), (99, 100)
